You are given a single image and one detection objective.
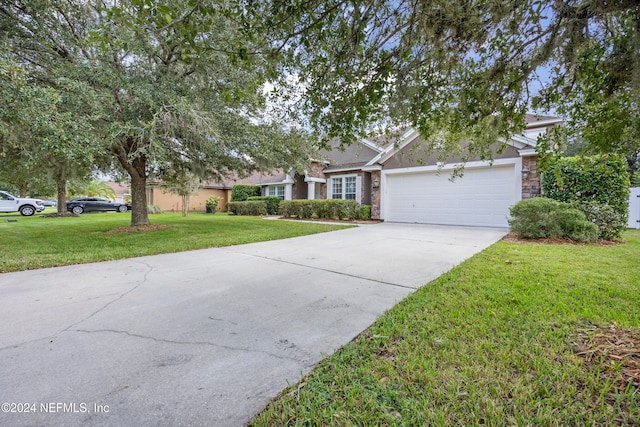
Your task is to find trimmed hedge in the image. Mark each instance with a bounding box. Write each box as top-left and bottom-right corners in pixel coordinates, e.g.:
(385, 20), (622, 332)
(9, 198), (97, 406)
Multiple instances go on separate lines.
(231, 184), (261, 201)
(281, 199), (360, 220)
(227, 201), (267, 216)
(542, 154), (629, 239)
(508, 197), (599, 242)
(247, 196), (281, 215)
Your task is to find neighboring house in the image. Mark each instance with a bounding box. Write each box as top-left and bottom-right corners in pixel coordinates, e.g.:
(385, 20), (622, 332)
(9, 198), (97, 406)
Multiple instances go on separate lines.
(146, 181), (230, 213)
(106, 182), (131, 203)
(144, 114), (561, 225)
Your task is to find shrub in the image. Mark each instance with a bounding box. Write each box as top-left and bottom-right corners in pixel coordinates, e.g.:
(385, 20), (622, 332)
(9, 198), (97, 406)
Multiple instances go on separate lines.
(542, 154), (629, 239)
(247, 196), (281, 215)
(508, 198), (599, 242)
(231, 184), (261, 201)
(281, 200), (315, 219)
(571, 200), (627, 240)
(280, 199), (360, 220)
(147, 205), (164, 214)
(359, 205), (372, 220)
(205, 196), (221, 213)
(227, 201), (267, 216)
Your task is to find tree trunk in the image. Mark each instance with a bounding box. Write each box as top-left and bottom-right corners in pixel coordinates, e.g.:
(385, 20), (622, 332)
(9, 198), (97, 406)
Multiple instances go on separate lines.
(17, 182), (28, 198)
(130, 170), (150, 226)
(114, 139), (150, 226)
(56, 178), (67, 214)
(182, 195), (189, 217)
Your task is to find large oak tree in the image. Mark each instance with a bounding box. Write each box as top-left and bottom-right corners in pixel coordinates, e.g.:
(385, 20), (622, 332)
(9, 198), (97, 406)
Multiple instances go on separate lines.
(1, 1), (314, 226)
(238, 0), (639, 166)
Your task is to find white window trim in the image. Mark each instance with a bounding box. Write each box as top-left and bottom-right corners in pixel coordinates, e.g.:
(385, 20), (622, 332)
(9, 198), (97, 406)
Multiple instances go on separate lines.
(266, 184), (285, 199)
(328, 174), (361, 203)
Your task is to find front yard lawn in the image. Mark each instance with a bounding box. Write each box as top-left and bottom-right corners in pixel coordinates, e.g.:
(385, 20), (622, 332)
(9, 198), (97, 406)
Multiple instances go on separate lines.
(251, 230), (640, 426)
(0, 213), (349, 272)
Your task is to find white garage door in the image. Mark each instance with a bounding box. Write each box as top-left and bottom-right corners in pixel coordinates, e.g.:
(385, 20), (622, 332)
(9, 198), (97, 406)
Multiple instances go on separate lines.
(384, 165), (517, 227)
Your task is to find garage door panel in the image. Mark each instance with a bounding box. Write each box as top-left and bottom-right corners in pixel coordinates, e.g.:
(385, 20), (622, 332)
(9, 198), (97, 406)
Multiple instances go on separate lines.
(385, 166), (516, 227)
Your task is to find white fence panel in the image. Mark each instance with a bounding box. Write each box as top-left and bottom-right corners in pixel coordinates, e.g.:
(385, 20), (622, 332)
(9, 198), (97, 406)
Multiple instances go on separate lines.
(630, 187), (640, 229)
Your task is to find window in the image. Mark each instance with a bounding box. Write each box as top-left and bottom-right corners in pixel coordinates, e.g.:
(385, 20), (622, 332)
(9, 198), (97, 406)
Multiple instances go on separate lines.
(266, 185), (285, 199)
(331, 179), (342, 199)
(344, 176), (357, 200)
(330, 175), (359, 201)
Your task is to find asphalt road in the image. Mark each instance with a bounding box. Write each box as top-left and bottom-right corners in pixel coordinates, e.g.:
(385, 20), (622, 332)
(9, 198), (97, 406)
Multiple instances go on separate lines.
(0, 222), (507, 426)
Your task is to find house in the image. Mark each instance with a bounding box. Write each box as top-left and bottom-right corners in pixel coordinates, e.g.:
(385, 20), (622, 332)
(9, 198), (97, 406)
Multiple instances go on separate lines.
(237, 114), (561, 227)
(106, 182), (131, 203)
(146, 114), (561, 226)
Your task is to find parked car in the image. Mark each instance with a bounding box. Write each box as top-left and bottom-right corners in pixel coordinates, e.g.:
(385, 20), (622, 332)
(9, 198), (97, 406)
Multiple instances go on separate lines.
(66, 197), (130, 214)
(43, 199), (58, 207)
(0, 190), (45, 216)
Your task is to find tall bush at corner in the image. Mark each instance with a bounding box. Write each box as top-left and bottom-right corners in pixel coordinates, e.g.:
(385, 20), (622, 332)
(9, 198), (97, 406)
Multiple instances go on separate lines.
(542, 154), (630, 239)
(231, 185), (261, 201)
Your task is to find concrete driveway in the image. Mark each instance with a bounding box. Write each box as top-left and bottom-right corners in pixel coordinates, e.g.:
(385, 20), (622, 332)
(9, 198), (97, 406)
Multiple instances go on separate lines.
(0, 223), (506, 426)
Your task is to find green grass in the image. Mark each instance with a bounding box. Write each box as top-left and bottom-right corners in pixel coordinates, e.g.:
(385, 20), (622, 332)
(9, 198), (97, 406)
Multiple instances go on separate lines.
(251, 230), (640, 426)
(0, 212), (349, 272)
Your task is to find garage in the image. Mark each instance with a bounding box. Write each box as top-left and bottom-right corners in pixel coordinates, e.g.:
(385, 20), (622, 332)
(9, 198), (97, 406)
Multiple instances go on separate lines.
(383, 163), (519, 227)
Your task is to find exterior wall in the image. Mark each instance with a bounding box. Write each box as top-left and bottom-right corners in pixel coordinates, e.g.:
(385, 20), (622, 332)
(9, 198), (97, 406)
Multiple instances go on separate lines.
(148, 186), (230, 212)
(521, 156), (541, 199)
(307, 162), (327, 179)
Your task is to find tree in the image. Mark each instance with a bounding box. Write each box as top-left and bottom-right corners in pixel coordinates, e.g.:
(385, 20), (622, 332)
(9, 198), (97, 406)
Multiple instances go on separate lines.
(1, 1), (316, 227)
(163, 169), (201, 217)
(236, 0), (639, 164)
(0, 57), (100, 213)
(70, 180), (117, 200)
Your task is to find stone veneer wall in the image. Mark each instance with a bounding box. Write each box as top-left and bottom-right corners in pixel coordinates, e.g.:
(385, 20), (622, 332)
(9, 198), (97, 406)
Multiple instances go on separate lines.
(522, 156), (541, 199)
(370, 170), (381, 220)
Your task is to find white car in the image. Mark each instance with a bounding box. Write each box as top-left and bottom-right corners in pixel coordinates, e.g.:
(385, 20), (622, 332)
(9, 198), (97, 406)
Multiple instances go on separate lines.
(0, 190), (45, 216)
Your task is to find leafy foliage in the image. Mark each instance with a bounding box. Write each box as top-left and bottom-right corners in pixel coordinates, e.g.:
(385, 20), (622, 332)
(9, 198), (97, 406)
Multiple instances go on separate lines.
(231, 185), (261, 201)
(227, 201), (268, 216)
(571, 201), (628, 241)
(237, 0), (639, 165)
(359, 205), (372, 220)
(205, 196), (221, 213)
(247, 196), (281, 215)
(1, 1), (316, 226)
(163, 170), (201, 217)
(508, 198), (599, 242)
(542, 155), (630, 239)
(73, 181), (117, 200)
(281, 199), (361, 220)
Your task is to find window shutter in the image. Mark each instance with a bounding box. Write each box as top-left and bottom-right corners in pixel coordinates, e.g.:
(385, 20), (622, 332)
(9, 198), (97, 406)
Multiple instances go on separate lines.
(356, 176), (362, 203)
(328, 178), (334, 199)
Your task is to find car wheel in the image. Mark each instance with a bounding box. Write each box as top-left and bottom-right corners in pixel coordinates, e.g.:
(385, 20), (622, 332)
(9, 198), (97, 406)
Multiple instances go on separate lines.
(117, 205), (128, 213)
(71, 206), (84, 215)
(19, 205), (35, 216)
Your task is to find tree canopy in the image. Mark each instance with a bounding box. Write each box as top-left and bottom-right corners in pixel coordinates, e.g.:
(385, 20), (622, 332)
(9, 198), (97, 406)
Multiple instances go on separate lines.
(237, 0), (639, 166)
(1, 0), (315, 225)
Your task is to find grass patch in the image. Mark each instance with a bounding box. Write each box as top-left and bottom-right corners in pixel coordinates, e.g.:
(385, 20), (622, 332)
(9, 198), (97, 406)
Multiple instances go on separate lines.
(0, 212), (349, 272)
(251, 230), (640, 426)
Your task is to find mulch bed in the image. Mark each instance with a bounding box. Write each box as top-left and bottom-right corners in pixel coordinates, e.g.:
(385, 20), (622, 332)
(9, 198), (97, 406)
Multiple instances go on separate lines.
(106, 224), (170, 234)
